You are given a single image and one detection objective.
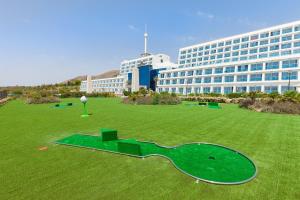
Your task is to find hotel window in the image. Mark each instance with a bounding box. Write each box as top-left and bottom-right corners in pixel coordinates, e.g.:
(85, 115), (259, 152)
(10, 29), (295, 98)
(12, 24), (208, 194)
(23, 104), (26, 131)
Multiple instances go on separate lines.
(260, 40), (269, 45)
(180, 71), (186, 76)
(205, 69), (212, 75)
(282, 60), (298, 68)
(210, 55), (216, 60)
(282, 27), (292, 34)
(237, 65), (248, 72)
(225, 47), (231, 51)
(241, 43), (249, 49)
(281, 86), (297, 93)
(294, 42), (300, 47)
(160, 74), (165, 78)
(250, 42), (258, 47)
(224, 87), (233, 94)
(294, 49), (300, 54)
(265, 86), (278, 94)
(215, 67), (223, 74)
(224, 53), (230, 58)
(193, 48), (197, 52)
(186, 88), (192, 94)
(259, 47), (268, 52)
(205, 45), (210, 50)
(233, 45), (240, 50)
(167, 73), (171, 78)
(281, 43), (292, 49)
(294, 34), (300, 39)
(251, 35), (259, 40)
(270, 52), (280, 57)
(266, 62), (279, 70)
(225, 40), (232, 45)
(282, 71), (298, 80)
(251, 63), (263, 71)
(203, 87), (211, 93)
(236, 87), (247, 93)
(172, 79), (177, 84)
(270, 38), (280, 43)
(204, 77), (211, 83)
(265, 72), (279, 80)
(188, 49), (192, 53)
(237, 75), (247, 82)
(166, 80), (170, 85)
(195, 78), (201, 83)
(214, 76), (222, 83)
(213, 87), (221, 93)
(225, 76), (234, 82)
(187, 71), (194, 76)
(159, 80), (164, 85)
(282, 35), (292, 41)
(192, 53), (197, 57)
(179, 88), (184, 94)
(218, 42), (224, 47)
(249, 55), (258, 60)
(260, 32), (269, 38)
(187, 78), (193, 84)
(232, 52), (239, 57)
(270, 45), (279, 51)
(250, 49), (258, 54)
(195, 70), (202, 75)
(249, 86), (262, 92)
(204, 51), (209, 55)
(242, 37), (249, 42)
(217, 54), (223, 59)
(241, 50), (248, 55)
(211, 44), (217, 48)
(173, 72), (178, 77)
(194, 87), (200, 93)
(281, 50), (292, 55)
(179, 79), (185, 84)
(271, 30), (280, 36)
(250, 74), (262, 81)
(225, 66), (235, 73)
(295, 25), (300, 32)
(211, 50), (216, 54)
(233, 39), (240, 44)
(197, 57), (203, 61)
(218, 48), (224, 53)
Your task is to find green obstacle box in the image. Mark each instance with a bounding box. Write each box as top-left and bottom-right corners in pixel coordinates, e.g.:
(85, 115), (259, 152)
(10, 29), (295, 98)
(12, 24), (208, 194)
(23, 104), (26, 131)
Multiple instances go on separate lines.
(208, 102), (221, 109)
(198, 102), (207, 106)
(100, 128), (118, 141)
(117, 140), (142, 156)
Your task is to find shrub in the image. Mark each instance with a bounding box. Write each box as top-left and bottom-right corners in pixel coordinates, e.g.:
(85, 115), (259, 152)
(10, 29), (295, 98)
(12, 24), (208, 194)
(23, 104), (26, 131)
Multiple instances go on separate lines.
(122, 92), (181, 105)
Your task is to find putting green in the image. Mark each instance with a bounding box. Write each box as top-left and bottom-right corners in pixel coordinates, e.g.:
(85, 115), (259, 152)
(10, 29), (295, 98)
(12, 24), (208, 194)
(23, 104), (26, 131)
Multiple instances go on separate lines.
(56, 134), (256, 184)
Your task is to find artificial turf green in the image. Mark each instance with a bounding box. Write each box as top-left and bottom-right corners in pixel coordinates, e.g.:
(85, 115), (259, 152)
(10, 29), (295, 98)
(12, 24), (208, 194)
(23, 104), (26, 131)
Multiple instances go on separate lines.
(56, 134), (256, 184)
(0, 98), (299, 200)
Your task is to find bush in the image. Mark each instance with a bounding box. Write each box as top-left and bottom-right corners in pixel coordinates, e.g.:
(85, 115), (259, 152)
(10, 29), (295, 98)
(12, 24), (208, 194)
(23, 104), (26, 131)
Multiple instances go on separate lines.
(123, 92), (181, 105)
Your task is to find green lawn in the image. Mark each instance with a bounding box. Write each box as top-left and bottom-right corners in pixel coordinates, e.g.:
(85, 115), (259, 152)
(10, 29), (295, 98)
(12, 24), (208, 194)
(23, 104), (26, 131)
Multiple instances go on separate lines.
(0, 98), (299, 200)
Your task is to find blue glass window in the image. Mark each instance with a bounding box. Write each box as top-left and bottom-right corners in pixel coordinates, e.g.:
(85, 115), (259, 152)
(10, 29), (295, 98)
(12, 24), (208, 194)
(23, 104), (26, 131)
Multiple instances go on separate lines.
(224, 87), (233, 94)
(265, 86), (278, 94)
(205, 68), (212, 75)
(250, 49), (258, 54)
(214, 76), (222, 83)
(225, 41), (232, 45)
(195, 78), (201, 83)
(233, 39), (240, 44)
(282, 50), (292, 55)
(173, 72), (178, 77)
(282, 60), (298, 68)
(225, 47), (231, 51)
(242, 37), (249, 42)
(166, 80), (170, 85)
(233, 45), (240, 50)
(180, 71), (185, 76)
(159, 80), (164, 85)
(265, 72), (279, 80)
(241, 50), (248, 55)
(203, 87), (211, 93)
(205, 45), (210, 50)
(270, 45), (279, 51)
(178, 88), (184, 94)
(241, 43), (249, 49)
(282, 71), (298, 80)
(294, 49), (300, 54)
(187, 78), (193, 84)
(213, 87), (221, 94)
(260, 40), (269, 45)
(266, 62), (279, 70)
(250, 74), (262, 81)
(294, 42), (300, 47)
(271, 30), (280, 36)
(179, 79), (185, 84)
(237, 75), (247, 82)
(232, 52), (239, 56)
(237, 65), (248, 72)
(218, 42), (224, 47)
(236, 87), (247, 93)
(215, 67), (223, 74)
(259, 54), (268, 58)
(295, 25), (300, 32)
(187, 71), (194, 76)
(282, 35), (292, 41)
(250, 42), (258, 47)
(270, 52), (279, 57)
(211, 44), (217, 48)
(270, 38), (280, 43)
(260, 32), (269, 38)
(251, 63), (263, 71)
(160, 74), (165, 78)
(218, 48), (224, 53)
(225, 66), (235, 73)
(195, 70), (202, 75)
(217, 54), (223, 59)
(224, 53), (230, 57)
(225, 76), (234, 82)
(259, 47), (268, 52)
(204, 77), (211, 83)
(294, 34), (300, 39)
(172, 79), (177, 84)
(166, 73), (171, 78)
(249, 86), (262, 92)
(282, 27), (292, 34)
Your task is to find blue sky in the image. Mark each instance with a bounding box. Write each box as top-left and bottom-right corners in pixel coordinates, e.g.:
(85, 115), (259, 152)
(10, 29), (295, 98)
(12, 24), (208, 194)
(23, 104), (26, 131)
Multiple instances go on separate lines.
(1, 0), (300, 86)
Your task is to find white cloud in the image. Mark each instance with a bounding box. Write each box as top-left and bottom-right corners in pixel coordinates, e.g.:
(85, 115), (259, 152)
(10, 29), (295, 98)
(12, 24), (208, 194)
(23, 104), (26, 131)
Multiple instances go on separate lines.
(128, 24), (139, 31)
(196, 11), (215, 20)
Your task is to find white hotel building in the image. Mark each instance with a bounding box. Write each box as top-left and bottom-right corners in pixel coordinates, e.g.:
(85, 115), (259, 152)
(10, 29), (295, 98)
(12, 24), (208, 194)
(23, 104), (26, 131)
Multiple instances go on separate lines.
(157, 20), (300, 94)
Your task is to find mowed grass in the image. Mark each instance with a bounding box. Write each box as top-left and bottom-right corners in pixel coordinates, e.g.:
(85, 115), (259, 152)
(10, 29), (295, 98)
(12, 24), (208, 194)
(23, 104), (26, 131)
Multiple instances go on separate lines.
(0, 98), (299, 200)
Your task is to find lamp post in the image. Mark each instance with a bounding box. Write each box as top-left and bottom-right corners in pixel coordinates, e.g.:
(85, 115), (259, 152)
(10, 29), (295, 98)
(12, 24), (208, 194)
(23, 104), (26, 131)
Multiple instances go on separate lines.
(80, 96), (89, 118)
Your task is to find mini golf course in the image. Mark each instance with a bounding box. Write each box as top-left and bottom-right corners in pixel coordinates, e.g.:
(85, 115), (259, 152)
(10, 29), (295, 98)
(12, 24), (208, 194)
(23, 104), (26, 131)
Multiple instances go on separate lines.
(56, 128), (256, 184)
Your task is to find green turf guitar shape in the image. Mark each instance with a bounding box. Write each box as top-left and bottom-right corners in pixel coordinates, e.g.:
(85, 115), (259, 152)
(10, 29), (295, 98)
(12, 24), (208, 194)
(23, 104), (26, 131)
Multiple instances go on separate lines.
(56, 128), (257, 184)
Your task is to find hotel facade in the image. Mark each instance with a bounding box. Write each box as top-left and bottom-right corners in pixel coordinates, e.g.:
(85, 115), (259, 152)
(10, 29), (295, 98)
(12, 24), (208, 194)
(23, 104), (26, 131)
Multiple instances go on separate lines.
(157, 21), (300, 94)
(81, 20), (300, 95)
